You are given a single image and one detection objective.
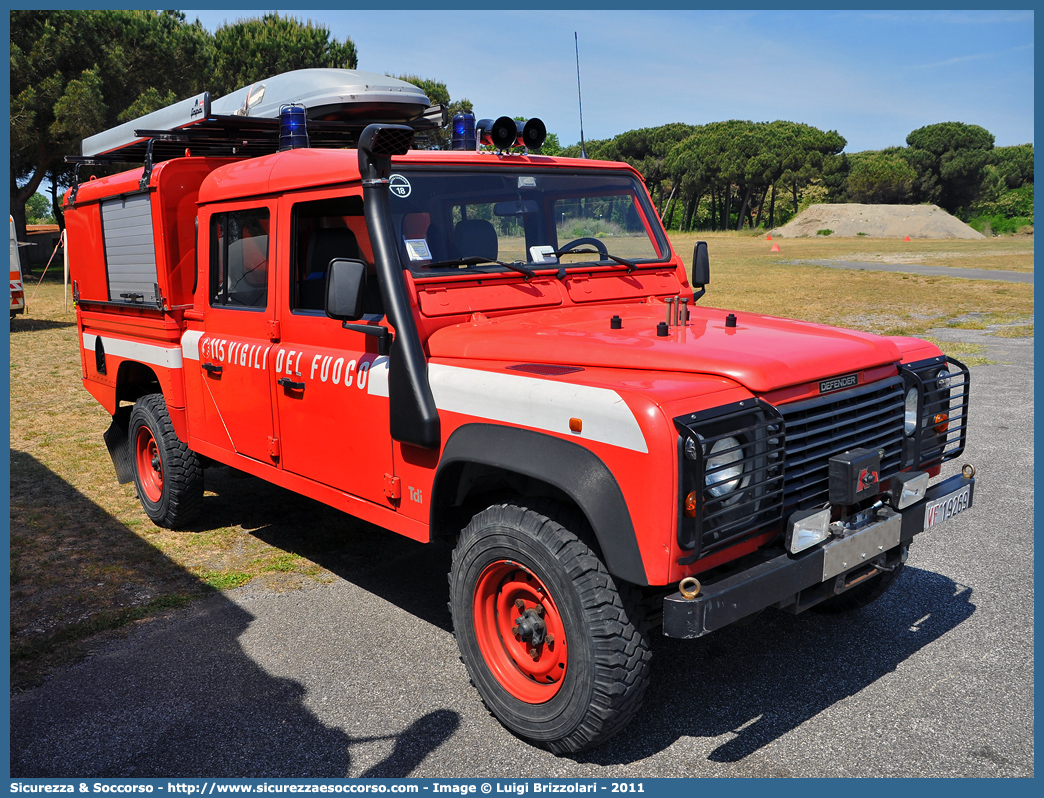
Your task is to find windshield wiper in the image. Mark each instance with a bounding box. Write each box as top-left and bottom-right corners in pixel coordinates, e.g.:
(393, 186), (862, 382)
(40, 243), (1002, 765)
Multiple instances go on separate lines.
(425, 256), (537, 280)
(552, 249), (638, 273)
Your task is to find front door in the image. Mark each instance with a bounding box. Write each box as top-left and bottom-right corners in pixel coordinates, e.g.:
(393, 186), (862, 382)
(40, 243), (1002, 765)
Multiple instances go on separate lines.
(198, 203), (278, 464)
(272, 191), (396, 507)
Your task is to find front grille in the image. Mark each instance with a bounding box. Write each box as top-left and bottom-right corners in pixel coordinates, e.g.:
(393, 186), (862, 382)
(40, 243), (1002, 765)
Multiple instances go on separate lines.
(777, 376), (905, 514)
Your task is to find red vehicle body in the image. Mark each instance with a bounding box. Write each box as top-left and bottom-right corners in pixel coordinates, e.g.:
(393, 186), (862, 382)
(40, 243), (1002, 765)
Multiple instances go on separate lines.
(65, 88), (976, 753)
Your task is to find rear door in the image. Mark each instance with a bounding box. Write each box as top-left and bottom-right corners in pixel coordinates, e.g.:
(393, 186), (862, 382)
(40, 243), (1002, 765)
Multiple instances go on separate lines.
(197, 202), (278, 464)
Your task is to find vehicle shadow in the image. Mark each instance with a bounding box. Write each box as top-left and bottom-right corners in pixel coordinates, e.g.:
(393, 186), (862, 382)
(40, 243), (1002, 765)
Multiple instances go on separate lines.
(575, 566), (976, 766)
(10, 316), (77, 332)
(196, 465), (979, 767)
(9, 452), (458, 778)
(196, 464), (455, 632)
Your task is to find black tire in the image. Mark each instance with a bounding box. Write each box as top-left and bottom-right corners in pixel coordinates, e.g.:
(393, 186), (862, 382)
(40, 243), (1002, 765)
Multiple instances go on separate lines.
(813, 562), (905, 614)
(128, 394), (203, 528)
(449, 500), (651, 754)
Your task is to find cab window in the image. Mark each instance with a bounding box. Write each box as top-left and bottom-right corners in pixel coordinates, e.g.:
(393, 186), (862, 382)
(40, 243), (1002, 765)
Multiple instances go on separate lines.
(210, 209), (270, 309)
(290, 196), (382, 315)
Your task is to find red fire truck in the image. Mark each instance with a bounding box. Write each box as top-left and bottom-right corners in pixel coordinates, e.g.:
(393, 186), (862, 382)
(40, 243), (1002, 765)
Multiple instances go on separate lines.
(64, 70), (975, 753)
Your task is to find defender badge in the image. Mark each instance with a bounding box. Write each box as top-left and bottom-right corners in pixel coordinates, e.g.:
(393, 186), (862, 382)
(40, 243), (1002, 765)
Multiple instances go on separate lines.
(819, 373), (858, 394)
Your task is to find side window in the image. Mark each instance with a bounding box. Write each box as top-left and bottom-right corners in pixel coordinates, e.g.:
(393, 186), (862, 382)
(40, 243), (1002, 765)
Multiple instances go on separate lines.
(210, 208), (270, 309)
(291, 196), (382, 315)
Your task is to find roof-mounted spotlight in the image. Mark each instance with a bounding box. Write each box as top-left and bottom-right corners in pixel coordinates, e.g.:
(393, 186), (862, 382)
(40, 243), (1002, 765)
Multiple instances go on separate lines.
(475, 116), (548, 152)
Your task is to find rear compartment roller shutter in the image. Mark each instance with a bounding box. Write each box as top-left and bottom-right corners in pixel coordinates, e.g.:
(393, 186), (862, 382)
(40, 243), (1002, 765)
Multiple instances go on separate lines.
(101, 194), (159, 304)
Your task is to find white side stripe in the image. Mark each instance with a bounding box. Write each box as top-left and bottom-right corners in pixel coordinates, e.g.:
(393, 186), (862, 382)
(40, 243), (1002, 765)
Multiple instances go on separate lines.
(382, 364), (648, 453)
(83, 333), (183, 369)
(364, 356), (391, 396)
(181, 330), (202, 361)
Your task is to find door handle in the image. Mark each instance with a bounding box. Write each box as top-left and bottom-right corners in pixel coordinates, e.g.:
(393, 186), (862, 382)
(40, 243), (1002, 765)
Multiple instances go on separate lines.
(202, 362), (223, 375)
(278, 377), (305, 391)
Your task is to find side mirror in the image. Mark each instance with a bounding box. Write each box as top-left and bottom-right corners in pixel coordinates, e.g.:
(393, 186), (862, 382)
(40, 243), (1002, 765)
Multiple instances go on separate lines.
(692, 241), (710, 286)
(325, 258), (368, 321)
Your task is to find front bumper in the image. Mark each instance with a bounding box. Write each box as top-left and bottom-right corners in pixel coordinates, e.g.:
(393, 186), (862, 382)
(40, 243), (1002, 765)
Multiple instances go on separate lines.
(662, 473), (975, 638)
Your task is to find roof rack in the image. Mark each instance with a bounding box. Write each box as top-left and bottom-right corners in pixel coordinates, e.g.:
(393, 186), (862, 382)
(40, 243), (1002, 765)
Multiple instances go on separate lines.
(66, 69), (447, 165)
(66, 108), (446, 166)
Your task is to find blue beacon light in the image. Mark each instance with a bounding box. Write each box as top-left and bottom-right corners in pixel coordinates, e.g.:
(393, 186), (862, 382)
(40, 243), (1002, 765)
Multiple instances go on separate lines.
(279, 103), (310, 150)
(451, 112), (476, 150)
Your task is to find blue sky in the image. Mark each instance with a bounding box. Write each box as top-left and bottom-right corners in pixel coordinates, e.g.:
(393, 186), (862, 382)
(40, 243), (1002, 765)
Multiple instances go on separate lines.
(182, 8), (1034, 153)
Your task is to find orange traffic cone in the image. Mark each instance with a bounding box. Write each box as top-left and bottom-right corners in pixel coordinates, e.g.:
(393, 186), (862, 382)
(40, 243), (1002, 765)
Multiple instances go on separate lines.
(904, 236), (911, 241)
(766, 234), (773, 240)
(770, 243), (781, 252)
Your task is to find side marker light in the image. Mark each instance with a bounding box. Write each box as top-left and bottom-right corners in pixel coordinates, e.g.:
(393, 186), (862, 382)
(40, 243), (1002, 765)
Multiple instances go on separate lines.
(683, 491), (699, 518)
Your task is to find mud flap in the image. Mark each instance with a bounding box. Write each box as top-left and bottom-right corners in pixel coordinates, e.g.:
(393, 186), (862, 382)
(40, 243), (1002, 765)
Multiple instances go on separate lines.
(104, 405), (135, 484)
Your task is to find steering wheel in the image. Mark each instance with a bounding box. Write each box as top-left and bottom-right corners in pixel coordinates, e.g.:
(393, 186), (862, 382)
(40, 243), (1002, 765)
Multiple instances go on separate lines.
(558, 237), (609, 258)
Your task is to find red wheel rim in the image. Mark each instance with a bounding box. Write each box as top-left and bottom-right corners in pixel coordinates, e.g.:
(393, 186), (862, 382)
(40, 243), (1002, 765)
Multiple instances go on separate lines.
(473, 560), (568, 703)
(134, 426), (163, 503)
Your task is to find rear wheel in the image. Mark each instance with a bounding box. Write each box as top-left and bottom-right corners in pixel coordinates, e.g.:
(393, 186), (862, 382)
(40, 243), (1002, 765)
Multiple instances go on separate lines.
(129, 394), (203, 528)
(449, 501), (651, 753)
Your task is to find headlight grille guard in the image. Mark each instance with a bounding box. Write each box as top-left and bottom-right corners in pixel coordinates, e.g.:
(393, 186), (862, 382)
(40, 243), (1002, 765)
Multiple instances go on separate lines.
(674, 399), (786, 565)
(899, 355), (971, 469)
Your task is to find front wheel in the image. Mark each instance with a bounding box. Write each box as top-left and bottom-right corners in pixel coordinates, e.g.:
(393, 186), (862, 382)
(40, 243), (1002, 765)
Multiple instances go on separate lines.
(129, 394), (203, 528)
(449, 501), (651, 753)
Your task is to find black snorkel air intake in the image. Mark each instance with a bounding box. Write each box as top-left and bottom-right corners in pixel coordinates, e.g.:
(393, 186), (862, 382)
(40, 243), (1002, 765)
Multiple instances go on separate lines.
(358, 124), (440, 449)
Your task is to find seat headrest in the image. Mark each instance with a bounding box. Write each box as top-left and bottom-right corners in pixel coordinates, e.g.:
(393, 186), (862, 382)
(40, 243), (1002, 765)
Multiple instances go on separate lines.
(306, 227), (359, 276)
(454, 219), (498, 262)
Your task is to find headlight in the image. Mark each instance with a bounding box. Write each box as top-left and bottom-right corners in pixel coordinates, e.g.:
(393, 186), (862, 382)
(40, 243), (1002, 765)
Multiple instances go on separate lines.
(706, 436), (743, 497)
(935, 367), (951, 390)
(904, 386), (919, 436)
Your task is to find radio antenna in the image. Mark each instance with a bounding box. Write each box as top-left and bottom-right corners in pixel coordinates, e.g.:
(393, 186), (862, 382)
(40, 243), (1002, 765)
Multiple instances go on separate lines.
(575, 32), (586, 159)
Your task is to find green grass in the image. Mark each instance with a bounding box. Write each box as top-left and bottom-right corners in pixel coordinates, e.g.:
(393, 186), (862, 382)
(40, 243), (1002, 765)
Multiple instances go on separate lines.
(921, 338), (994, 366)
(969, 215), (1033, 236)
(945, 312), (1030, 330)
(196, 570), (252, 590)
(991, 323), (1033, 338)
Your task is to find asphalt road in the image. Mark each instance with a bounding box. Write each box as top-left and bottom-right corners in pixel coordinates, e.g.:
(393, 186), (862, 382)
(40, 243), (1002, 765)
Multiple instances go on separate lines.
(790, 258), (1034, 284)
(10, 333), (1033, 778)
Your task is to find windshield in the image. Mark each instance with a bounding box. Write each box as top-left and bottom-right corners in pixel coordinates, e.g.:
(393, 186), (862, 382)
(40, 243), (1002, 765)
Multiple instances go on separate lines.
(386, 167), (669, 276)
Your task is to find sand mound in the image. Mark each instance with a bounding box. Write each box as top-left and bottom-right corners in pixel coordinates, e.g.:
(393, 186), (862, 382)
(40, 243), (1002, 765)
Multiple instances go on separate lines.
(771, 203), (985, 239)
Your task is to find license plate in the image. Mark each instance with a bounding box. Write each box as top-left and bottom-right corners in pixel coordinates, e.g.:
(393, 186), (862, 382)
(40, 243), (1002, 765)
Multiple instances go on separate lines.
(923, 484), (971, 531)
